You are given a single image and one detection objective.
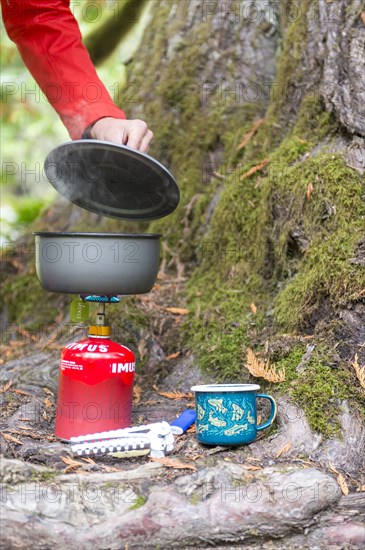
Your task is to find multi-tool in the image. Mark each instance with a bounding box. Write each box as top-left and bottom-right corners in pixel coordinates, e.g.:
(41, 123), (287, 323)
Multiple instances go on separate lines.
(70, 409), (196, 458)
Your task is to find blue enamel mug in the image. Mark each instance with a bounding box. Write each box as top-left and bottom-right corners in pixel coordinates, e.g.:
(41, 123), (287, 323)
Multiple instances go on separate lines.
(191, 384), (277, 445)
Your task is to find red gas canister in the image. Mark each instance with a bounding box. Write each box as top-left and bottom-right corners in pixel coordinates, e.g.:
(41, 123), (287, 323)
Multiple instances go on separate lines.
(55, 323), (135, 440)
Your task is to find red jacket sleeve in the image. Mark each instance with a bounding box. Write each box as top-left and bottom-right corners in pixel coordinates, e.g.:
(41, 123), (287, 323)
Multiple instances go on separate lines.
(1, 0), (126, 139)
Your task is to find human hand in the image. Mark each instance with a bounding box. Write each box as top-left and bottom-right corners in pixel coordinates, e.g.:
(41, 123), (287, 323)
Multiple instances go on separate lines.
(89, 117), (153, 153)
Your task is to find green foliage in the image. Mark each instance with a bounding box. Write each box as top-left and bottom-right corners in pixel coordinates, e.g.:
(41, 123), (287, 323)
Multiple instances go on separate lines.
(11, 197), (48, 225)
(83, 0), (150, 66)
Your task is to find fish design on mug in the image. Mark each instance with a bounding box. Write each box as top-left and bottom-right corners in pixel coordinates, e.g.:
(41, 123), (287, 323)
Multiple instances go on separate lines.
(231, 403), (244, 421)
(207, 398), (227, 414)
(247, 410), (255, 424)
(208, 411), (226, 427)
(224, 423), (248, 436)
(197, 424), (209, 433)
(197, 403), (205, 421)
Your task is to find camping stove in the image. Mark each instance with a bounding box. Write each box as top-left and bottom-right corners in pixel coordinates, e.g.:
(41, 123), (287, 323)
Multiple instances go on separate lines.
(36, 140), (179, 443)
(55, 295), (135, 440)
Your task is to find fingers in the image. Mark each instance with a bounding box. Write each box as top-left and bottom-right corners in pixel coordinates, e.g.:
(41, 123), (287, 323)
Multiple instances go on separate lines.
(139, 130), (154, 153)
(124, 120), (148, 150)
(90, 118), (153, 152)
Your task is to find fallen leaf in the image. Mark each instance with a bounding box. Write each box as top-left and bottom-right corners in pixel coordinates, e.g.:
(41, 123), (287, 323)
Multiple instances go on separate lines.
(190, 453), (203, 460)
(361, 12), (365, 26)
(81, 457), (96, 465)
(357, 485), (365, 492)
(1, 432), (22, 445)
(243, 463), (262, 470)
(18, 327), (37, 342)
(351, 354), (365, 389)
(43, 387), (54, 396)
(165, 351), (181, 361)
(306, 182), (314, 200)
(245, 348), (285, 383)
(328, 461), (340, 475)
(133, 386), (142, 405)
(336, 473), (349, 496)
(276, 441), (292, 458)
(99, 464), (121, 473)
(236, 118), (264, 151)
(7, 429), (56, 441)
(61, 455), (85, 473)
(186, 425), (196, 433)
(10, 388), (32, 396)
(250, 302), (257, 315)
(163, 307), (189, 315)
(44, 396), (53, 409)
(151, 457), (197, 470)
(240, 158), (269, 181)
(9, 340), (24, 348)
(0, 380), (13, 393)
(153, 386), (193, 400)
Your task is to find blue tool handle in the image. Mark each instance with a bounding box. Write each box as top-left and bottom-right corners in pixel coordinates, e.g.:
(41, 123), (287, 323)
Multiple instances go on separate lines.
(170, 409), (196, 433)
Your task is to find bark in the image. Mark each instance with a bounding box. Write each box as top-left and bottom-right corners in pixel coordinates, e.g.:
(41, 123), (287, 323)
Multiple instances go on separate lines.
(1, 1), (365, 548)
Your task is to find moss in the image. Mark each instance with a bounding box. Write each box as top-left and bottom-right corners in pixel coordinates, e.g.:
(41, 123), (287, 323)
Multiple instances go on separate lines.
(293, 351), (364, 437)
(273, 155), (365, 330)
(128, 494), (147, 510)
(184, 125), (364, 374)
(30, 470), (57, 483)
(1, 272), (60, 331)
(3, 0), (363, 446)
(262, 344), (365, 438)
(127, 9), (268, 260)
(268, 346), (305, 388)
(262, 0), (313, 148)
(189, 492), (202, 505)
(182, 89), (364, 435)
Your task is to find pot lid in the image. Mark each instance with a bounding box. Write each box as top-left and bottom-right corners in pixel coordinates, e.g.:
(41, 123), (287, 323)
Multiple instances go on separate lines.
(44, 140), (179, 220)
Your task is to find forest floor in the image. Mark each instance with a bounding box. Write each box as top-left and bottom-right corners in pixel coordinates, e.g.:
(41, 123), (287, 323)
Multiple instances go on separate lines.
(1, 268), (365, 549)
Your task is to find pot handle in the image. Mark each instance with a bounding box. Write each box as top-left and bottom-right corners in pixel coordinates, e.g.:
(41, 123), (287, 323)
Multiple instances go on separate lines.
(256, 394), (277, 431)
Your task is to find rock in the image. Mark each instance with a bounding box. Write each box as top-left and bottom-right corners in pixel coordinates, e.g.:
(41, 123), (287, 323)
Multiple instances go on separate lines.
(249, 396), (323, 459)
(0, 461), (343, 549)
(249, 397), (365, 474)
(57, 461), (164, 484)
(312, 401), (365, 473)
(0, 457), (54, 484)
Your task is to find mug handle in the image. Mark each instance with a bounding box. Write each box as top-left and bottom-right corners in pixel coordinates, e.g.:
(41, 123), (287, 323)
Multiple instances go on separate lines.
(256, 394), (277, 431)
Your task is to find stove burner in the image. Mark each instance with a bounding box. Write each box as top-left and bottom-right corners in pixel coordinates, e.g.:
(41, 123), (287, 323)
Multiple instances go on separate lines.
(81, 295), (120, 303)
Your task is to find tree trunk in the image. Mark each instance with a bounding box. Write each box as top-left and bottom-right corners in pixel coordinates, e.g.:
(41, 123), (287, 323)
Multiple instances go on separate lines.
(1, 1), (365, 548)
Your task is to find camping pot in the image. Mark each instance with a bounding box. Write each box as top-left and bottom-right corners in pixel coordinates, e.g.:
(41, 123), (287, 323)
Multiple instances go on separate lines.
(34, 232), (161, 295)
